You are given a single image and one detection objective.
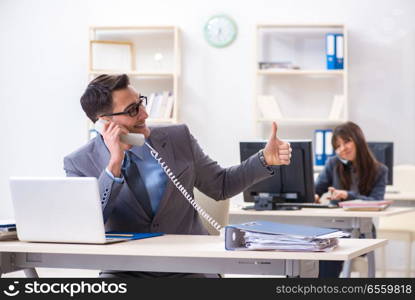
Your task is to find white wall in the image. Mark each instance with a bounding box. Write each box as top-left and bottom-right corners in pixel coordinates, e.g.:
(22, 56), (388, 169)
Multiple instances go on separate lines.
(0, 0), (414, 218)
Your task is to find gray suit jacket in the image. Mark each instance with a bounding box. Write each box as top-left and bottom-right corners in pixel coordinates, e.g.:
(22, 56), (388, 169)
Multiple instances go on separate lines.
(64, 124), (272, 235)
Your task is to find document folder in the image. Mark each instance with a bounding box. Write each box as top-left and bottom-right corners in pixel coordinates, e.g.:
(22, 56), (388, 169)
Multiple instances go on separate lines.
(225, 221), (347, 251)
(324, 129), (334, 160)
(326, 33), (336, 70)
(335, 34), (344, 69)
(105, 232), (163, 240)
(314, 129), (325, 166)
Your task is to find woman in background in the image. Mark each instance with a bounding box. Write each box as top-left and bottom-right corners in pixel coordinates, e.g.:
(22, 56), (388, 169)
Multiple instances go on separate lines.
(315, 121), (388, 277)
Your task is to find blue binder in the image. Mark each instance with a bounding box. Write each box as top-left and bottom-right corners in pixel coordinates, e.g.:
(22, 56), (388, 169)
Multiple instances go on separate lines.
(105, 232), (163, 240)
(335, 34), (344, 69)
(225, 221), (340, 250)
(324, 129), (335, 161)
(314, 129), (325, 166)
(0, 223), (16, 229)
(326, 33), (336, 70)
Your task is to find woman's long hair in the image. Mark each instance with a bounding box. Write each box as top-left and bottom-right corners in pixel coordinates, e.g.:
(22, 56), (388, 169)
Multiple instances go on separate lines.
(332, 122), (380, 196)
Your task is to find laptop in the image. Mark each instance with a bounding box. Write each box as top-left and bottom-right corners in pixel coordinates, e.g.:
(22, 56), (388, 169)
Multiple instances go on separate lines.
(9, 177), (132, 244)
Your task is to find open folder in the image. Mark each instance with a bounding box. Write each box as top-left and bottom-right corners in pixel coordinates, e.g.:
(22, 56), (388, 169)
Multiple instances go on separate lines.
(105, 232), (163, 240)
(225, 221), (349, 252)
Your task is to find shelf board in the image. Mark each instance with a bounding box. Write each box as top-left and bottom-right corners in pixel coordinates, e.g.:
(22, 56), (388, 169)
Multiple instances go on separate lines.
(314, 165), (324, 172)
(257, 118), (344, 126)
(89, 71), (175, 78)
(257, 24), (344, 29)
(91, 26), (176, 32)
(257, 69), (344, 76)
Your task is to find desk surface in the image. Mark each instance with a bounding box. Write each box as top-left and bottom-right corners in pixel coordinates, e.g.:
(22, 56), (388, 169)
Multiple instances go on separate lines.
(0, 235), (386, 262)
(384, 192), (415, 201)
(229, 206), (415, 218)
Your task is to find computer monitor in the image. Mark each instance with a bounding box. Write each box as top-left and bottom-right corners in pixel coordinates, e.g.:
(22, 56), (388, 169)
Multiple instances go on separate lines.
(367, 142), (393, 185)
(239, 141), (315, 206)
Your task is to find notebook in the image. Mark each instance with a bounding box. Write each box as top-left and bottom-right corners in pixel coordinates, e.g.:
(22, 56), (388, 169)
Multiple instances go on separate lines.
(338, 200), (393, 211)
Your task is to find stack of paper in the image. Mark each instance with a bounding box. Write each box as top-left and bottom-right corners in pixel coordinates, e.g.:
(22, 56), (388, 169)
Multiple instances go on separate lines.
(225, 221), (349, 252)
(0, 219), (17, 241)
(339, 200), (393, 211)
(243, 232), (339, 252)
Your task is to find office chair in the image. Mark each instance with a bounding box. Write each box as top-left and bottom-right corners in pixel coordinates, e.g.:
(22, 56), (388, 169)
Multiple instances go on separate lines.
(193, 189), (230, 236)
(378, 164), (415, 277)
(193, 189), (230, 278)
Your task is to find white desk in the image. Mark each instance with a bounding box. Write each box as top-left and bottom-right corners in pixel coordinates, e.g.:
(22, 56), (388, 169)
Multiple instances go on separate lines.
(0, 235), (386, 278)
(229, 204), (414, 277)
(384, 191), (415, 206)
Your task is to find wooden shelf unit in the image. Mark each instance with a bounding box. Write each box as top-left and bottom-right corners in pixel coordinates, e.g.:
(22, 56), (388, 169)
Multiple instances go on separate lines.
(87, 26), (181, 139)
(254, 23), (348, 131)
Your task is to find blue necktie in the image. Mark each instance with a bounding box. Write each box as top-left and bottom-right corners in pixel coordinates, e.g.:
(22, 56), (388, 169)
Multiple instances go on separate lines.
(122, 151), (153, 218)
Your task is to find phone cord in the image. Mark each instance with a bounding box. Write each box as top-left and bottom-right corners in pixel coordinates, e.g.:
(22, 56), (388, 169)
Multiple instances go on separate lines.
(145, 142), (223, 232)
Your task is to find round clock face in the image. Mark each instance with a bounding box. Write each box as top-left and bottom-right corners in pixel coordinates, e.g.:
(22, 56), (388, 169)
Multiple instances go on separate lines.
(204, 15), (237, 48)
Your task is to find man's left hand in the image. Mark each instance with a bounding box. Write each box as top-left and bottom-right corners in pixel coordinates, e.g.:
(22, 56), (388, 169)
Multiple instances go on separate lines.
(263, 122), (292, 166)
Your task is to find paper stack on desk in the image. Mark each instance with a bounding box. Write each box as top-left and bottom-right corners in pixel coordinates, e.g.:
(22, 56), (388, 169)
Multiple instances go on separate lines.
(0, 219), (17, 241)
(338, 200), (393, 211)
(225, 221), (349, 252)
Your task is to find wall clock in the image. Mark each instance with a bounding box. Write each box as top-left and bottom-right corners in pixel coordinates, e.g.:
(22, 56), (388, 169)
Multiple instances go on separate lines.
(204, 15), (238, 48)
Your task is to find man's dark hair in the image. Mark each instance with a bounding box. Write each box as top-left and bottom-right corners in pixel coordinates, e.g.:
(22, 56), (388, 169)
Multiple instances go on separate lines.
(80, 74), (130, 122)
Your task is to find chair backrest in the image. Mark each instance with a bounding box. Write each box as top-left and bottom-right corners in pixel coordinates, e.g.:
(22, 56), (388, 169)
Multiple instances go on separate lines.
(193, 189), (229, 235)
(392, 164), (415, 193)
(380, 164), (415, 230)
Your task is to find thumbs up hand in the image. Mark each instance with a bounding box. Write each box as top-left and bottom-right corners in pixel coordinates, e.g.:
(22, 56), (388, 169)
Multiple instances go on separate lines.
(263, 122), (292, 166)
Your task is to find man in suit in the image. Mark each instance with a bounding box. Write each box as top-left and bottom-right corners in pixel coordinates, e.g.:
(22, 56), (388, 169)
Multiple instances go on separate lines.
(64, 74), (291, 278)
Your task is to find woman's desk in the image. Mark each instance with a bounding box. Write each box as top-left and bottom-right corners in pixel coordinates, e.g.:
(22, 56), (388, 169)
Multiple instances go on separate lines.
(384, 191), (415, 205)
(229, 202), (414, 278)
(0, 235), (386, 278)
(229, 206), (413, 219)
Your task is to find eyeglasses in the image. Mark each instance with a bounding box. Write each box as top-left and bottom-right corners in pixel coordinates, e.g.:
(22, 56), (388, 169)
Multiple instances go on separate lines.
(100, 95), (147, 118)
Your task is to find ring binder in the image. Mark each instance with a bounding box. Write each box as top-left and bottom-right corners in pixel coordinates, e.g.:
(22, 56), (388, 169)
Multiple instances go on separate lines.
(335, 34), (344, 69)
(225, 221), (349, 251)
(326, 33), (336, 70)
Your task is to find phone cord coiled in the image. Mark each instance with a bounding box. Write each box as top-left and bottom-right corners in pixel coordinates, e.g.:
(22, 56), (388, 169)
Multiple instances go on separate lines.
(145, 142), (223, 232)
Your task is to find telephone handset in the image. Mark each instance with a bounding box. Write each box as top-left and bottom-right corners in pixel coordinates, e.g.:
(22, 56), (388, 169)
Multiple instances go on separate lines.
(94, 119), (223, 234)
(95, 119), (145, 147)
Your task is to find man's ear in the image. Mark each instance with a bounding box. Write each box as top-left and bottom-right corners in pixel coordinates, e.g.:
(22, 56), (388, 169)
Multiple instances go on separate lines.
(97, 116), (111, 122)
